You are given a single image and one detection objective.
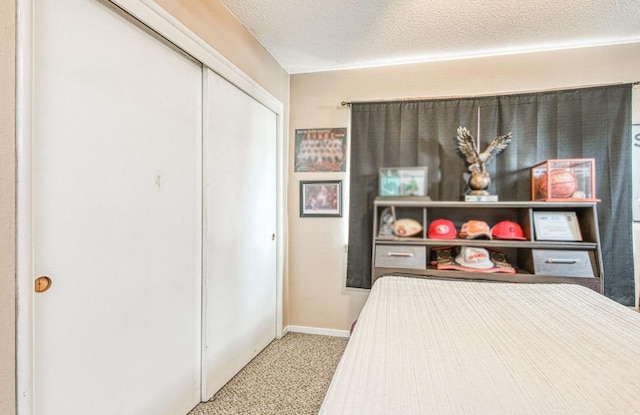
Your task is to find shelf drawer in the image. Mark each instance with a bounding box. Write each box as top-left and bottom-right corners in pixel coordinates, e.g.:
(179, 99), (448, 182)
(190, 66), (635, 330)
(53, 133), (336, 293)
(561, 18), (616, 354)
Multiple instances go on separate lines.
(375, 245), (426, 269)
(531, 249), (594, 278)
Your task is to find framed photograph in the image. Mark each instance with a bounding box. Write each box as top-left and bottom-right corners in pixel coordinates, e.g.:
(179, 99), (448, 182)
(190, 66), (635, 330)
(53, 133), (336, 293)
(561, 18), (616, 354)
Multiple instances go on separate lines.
(295, 128), (347, 172)
(300, 180), (342, 217)
(533, 211), (583, 241)
(379, 167), (428, 196)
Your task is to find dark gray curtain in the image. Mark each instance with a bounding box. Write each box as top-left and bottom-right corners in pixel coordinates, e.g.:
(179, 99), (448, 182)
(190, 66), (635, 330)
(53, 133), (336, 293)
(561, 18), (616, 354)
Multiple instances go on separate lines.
(346, 85), (634, 305)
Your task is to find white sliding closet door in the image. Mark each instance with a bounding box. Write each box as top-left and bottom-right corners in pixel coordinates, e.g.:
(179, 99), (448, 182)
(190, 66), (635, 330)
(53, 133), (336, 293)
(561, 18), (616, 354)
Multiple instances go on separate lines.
(33, 0), (202, 414)
(203, 69), (277, 398)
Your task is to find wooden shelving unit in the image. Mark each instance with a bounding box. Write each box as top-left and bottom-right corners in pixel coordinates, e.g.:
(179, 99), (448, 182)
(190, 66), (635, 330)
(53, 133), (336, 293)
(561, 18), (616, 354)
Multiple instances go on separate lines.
(372, 197), (603, 292)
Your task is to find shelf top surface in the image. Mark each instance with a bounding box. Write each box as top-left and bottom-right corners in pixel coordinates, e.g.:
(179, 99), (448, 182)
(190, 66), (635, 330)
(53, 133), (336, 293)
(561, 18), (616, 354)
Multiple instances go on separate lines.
(374, 237), (598, 249)
(374, 197), (598, 208)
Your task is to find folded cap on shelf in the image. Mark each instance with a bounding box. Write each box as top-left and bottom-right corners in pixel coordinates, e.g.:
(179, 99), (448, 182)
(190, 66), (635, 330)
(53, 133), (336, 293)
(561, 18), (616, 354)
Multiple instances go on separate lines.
(392, 218), (423, 237)
(428, 219), (457, 239)
(491, 220), (527, 240)
(459, 220), (492, 239)
(454, 246), (494, 269)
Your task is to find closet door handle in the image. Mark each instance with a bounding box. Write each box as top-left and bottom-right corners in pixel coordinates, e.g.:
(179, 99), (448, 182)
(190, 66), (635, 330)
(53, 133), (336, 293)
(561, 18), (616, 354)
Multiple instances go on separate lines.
(35, 276), (53, 293)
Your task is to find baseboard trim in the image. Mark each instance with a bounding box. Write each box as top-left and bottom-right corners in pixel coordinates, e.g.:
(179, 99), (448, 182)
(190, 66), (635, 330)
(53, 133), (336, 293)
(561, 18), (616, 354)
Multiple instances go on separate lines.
(284, 325), (350, 338)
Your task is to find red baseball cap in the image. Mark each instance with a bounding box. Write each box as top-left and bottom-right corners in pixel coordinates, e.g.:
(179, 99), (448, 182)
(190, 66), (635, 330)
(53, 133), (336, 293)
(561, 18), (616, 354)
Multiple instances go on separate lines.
(491, 220), (527, 240)
(428, 219), (457, 239)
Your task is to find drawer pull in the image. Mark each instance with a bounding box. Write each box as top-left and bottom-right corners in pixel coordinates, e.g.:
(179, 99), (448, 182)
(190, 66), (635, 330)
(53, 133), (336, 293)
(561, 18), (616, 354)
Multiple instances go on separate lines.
(387, 252), (414, 258)
(545, 258), (579, 264)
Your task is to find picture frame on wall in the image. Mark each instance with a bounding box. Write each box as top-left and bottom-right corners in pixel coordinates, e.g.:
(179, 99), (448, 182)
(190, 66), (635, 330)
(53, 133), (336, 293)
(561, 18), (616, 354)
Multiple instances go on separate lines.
(300, 180), (342, 217)
(294, 128), (347, 172)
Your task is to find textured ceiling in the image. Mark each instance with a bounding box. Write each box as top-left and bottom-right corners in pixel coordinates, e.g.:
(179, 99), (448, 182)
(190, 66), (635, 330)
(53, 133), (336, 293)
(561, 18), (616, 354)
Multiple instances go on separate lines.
(219, 0), (640, 74)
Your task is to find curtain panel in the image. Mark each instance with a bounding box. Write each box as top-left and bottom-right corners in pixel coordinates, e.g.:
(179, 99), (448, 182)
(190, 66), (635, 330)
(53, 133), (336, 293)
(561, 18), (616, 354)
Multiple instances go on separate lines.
(346, 85), (634, 305)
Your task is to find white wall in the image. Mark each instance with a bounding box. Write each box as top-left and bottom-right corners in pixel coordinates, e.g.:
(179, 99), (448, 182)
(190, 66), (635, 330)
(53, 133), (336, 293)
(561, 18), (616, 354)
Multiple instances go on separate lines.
(289, 43), (640, 331)
(3, 1), (289, 412)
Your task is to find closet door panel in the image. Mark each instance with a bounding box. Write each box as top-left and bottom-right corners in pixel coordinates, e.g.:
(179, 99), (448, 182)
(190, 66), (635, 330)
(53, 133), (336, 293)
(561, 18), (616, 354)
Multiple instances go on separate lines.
(203, 69), (277, 398)
(33, 0), (202, 413)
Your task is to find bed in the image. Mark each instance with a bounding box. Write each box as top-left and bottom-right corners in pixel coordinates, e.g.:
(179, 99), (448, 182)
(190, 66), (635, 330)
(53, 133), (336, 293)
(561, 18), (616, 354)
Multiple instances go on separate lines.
(320, 275), (640, 414)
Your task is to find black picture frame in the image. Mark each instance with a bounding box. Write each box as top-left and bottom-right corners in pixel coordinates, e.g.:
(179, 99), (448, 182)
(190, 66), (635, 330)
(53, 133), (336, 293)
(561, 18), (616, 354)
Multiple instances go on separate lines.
(294, 128), (347, 172)
(300, 180), (342, 217)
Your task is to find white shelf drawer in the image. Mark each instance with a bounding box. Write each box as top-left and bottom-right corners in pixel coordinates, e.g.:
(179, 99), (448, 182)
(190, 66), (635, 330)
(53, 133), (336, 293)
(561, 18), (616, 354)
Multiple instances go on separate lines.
(375, 245), (426, 269)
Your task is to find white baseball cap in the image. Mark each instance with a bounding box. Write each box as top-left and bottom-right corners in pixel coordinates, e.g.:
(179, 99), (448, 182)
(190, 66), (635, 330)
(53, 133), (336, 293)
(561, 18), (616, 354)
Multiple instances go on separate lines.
(454, 247), (494, 269)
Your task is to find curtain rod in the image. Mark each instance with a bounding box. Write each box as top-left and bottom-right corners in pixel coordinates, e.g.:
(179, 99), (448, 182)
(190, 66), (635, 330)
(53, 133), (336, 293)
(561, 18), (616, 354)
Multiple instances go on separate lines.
(340, 81), (640, 107)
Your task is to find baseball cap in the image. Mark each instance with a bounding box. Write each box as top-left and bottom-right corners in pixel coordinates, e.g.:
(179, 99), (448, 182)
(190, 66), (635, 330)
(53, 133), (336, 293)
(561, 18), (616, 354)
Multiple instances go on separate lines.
(491, 220), (527, 240)
(455, 247), (494, 269)
(459, 220), (492, 239)
(392, 218), (423, 237)
(428, 219), (457, 239)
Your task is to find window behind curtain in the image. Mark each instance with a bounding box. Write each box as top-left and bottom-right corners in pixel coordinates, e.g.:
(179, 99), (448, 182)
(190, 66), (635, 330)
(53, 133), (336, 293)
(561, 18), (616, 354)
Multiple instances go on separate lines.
(346, 85), (634, 305)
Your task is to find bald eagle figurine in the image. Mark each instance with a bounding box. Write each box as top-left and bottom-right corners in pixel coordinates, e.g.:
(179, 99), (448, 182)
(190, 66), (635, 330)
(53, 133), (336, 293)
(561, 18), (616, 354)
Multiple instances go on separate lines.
(456, 126), (512, 195)
(456, 127), (512, 173)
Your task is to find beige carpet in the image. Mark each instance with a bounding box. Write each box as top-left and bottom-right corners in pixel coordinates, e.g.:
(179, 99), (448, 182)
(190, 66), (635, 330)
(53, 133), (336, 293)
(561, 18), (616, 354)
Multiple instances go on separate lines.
(189, 332), (348, 415)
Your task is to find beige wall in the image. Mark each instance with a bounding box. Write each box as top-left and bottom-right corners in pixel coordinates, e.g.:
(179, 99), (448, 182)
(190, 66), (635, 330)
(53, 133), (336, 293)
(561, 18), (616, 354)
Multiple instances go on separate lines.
(0, 0), (16, 412)
(289, 43), (640, 331)
(154, 0), (289, 104)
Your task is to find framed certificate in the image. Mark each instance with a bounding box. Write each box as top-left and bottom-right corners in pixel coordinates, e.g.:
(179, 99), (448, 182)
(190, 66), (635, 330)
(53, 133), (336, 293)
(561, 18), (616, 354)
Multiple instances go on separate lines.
(533, 211), (583, 241)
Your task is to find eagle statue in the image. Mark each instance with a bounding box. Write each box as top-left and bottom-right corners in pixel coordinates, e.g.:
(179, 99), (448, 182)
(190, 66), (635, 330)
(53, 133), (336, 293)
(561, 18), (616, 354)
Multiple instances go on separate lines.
(456, 127), (512, 174)
(456, 126), (512, 195)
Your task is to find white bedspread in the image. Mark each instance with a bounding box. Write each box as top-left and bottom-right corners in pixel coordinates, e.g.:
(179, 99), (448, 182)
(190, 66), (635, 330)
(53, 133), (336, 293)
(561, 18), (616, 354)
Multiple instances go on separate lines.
(320, 276), (640, 414)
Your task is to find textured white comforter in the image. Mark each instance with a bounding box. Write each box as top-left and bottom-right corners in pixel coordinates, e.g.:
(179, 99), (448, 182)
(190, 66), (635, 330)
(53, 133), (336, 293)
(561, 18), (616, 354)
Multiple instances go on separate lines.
(320, 276), (640, 414)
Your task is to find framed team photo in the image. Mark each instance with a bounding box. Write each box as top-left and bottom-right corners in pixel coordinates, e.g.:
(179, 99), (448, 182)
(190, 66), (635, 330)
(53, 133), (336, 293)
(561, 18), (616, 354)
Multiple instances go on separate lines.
(300, 180), (342, 217)
(294, 128), (347, 172)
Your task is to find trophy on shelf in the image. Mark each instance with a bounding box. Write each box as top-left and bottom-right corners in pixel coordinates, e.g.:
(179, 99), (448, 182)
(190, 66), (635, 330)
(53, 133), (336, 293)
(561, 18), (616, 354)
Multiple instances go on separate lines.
(456, 125), (512, 198)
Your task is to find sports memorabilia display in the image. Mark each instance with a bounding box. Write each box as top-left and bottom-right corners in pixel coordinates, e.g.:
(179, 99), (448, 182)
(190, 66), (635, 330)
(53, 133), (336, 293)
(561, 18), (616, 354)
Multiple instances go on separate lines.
(459, 220), (492, 239)
(392, 218), (423, 237)
(430, 246), (516, 273)
(379, 167), (428, 197)
(455, 125), (512, 196)
(427, 219), (457, 239)
(491, 220), (527, 240)
(535, 169), (579, 198)
(372, 197), (602, 290)
(530, 159), (598, 201)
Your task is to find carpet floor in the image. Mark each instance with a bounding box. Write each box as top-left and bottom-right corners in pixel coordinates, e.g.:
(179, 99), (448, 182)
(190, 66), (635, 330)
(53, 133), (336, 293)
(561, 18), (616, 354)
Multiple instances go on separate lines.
(189, 332), (349, 415)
